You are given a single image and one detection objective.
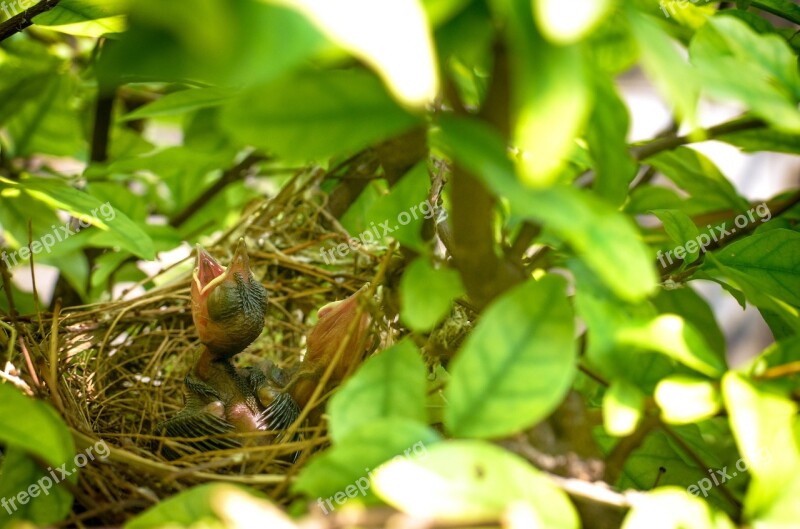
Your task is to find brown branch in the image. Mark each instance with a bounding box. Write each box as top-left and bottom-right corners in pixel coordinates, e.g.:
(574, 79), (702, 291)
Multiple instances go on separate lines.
(661, 189), (800, 281)
(0, 0), (61, 42)
(169, 153), (267, 228)
(631, 117), (765, 162)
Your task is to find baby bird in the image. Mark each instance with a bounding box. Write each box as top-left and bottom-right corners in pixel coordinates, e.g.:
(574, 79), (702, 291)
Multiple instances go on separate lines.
(158, 239), (277, 455)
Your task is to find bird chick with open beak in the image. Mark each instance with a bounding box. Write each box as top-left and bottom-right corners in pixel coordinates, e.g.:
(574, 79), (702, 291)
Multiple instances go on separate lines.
(158, 239), (276, 455)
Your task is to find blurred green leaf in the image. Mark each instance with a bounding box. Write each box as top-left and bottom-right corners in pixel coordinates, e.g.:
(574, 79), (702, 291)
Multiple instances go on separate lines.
(126, 483), (289, 529)
(120, 87), (236, 121)
(690, 14), (800, 131)
(0, 447), (74, 529)
(722, 373), (800, 522)
(327, 340), (428, 443)
(400, 258), (464, 332)
(373, 440), (579, 527)
(445, 275), (576, 437)
(221, 70), (421, 161)
(586, 73), (637, 206)
(627, 9), (698, 126)
(99, 0), (324, 87)
(509, 1), (591, 186)
(533, 0), (613, 44)
(1, 177), (155, 260)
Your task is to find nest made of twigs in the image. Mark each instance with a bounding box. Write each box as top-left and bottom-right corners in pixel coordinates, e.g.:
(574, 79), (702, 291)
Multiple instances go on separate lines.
(6, 169), (397, 525)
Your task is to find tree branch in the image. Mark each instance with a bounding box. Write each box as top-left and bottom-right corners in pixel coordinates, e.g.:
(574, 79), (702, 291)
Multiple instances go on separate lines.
(631, 117), (765, 161)
(0, 0), (61, 43)
(169, 153), (267, 228)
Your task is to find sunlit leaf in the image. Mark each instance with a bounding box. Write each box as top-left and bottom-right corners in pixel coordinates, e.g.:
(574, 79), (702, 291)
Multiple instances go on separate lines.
(603, 380), (644, 436)
(33, 0), (127, 37)
(655, 376), (722, 424)
(622, 487), (736, 529)
(272, 0), (439, 106)
(533, 0), (613, 44)
(373, 440), (579, 527)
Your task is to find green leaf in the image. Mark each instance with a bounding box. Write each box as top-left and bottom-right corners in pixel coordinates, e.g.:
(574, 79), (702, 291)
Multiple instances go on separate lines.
(327, 340), (428, 443)
(1, 177), (155, 260)
(616, 315), (727, 378)
(400, 258), (465, 332)
(358, 162), (431, 252)
(445, 275), (577, 437)
(373, 440), (579, 527)
(3, 74), (85, 158)
(622, 488), (736, 529)
(652, 209), (702, 264)
(690, 15), (800, 131)
(33, 0), (127, 37)
(292, 419), (440, 501)
(0, 447), (74, 528)
(220, 69), (421, 161)
(586, 73), (637, 206)
(713, 229), (800, 307)
(120, 87), (236, 121)
(627, 9), (698, 126)
(509, 1), (591, 186)
(0, 384), (75, 469)
(655, 376), (722, 424)
(646, 147), (748, 212)
(279, 0), (439, 106)
(603, 380), (645, 436)
(437, 116), (658, 301)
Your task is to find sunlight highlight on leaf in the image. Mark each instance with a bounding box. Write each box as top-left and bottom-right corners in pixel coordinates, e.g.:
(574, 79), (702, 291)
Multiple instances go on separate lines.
(270, 0), (439, 107)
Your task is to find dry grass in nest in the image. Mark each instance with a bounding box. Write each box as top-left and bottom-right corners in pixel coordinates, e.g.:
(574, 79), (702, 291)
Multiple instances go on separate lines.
(3, 170), (394, 525)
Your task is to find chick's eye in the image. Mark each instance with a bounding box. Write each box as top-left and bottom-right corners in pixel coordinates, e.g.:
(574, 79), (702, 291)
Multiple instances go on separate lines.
(207, 283), (240, 322)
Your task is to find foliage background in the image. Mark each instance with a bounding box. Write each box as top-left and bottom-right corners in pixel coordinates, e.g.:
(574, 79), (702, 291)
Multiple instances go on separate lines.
(0, 0), (799, 528)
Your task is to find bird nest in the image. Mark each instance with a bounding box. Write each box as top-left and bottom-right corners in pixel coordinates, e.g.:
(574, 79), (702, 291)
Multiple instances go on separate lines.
(5, 169), (395, 525)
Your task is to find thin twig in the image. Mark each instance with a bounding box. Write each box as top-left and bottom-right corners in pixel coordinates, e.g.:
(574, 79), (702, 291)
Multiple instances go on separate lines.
(0, 0), (61, 42)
